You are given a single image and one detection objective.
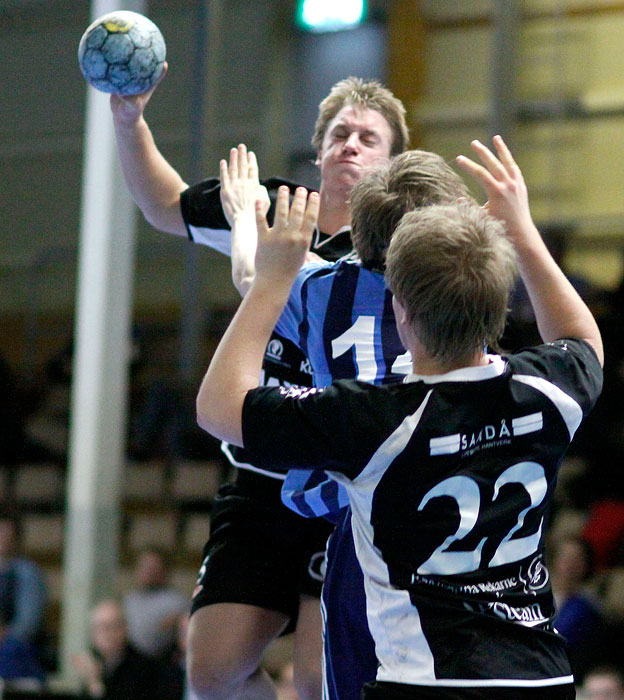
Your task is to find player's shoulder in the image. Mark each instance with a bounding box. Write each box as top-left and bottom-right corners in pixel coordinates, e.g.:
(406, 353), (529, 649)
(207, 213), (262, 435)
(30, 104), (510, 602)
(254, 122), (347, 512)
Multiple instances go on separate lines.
(506, 337), (603, 405)
(507, 337), (601, 374)
(261, 176), (313, 195)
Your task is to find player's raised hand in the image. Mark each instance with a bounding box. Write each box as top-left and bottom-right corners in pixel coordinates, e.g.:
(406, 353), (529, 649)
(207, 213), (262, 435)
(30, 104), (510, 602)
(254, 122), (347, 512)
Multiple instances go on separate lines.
(110, 61), (168, 125)
(254, 186), (319, 286)
(456, 135), (535, 242)
(220, 144), (269, 227)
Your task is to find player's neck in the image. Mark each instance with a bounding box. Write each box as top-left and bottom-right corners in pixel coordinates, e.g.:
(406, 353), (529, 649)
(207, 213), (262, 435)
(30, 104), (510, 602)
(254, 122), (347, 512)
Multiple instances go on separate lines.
(317, 188), (351, 235)
(410, 348), (490, 376)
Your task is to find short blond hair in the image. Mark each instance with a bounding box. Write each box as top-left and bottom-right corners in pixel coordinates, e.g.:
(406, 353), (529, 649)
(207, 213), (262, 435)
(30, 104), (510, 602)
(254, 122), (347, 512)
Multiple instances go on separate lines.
(349, 150), (470, 270)
(312, 76), (409, 157)
(385, 203), (517, 367)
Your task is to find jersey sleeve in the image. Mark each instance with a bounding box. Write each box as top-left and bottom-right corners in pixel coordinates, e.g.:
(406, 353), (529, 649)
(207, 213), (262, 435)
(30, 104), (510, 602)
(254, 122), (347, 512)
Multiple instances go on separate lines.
(242, 381), (390, 480)
(180, 178), (232, 254)
(510, 338), (603, 417)
(274, 262), (329, 346)
(180, 176), (308, 256)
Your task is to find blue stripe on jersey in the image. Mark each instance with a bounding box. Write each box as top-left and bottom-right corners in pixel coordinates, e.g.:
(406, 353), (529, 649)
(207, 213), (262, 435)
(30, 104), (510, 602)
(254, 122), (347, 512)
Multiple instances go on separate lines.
(320, 265), (360, 386)
(278, 260), (409, 519)
(284, 469), (328, 518)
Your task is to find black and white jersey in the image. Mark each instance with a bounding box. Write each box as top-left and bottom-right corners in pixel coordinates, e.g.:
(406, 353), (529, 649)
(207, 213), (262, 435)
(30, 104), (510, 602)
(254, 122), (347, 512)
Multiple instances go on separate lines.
(242, 339), (603, 687)
(180, 177), (352, 478)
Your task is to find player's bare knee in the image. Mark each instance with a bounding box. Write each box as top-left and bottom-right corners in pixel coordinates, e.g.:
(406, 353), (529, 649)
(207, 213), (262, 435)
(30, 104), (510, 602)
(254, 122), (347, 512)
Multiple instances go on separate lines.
(293, 662), (322, 700)
(186, 662), (237, 700)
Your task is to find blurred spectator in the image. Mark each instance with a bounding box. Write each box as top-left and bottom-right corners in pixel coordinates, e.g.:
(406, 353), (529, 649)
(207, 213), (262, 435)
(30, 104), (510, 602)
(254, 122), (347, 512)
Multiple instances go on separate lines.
(580, 665), (624, 700)
(164, 611), (201, 700)
(0, 509), (47, 684)
(72, 598), (182, 700)
(551, 535), (604, 681)
(123, 547), (188, 661)
(0, 352), (54, 465)
(582, 499), (624, 572)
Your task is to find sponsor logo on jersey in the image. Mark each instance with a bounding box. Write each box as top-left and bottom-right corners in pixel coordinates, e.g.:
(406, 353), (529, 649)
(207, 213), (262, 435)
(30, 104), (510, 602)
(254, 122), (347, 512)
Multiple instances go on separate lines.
(278, 386), (322, 400)
(300, 358), (313, 375)
(487, 600), (549, 626)
(429, 414), (543, 457)
(308, 550), (327, 582)
(265, 338), (284, 362)
(519, 554), (550, 593)
(415, 573), (519, 597)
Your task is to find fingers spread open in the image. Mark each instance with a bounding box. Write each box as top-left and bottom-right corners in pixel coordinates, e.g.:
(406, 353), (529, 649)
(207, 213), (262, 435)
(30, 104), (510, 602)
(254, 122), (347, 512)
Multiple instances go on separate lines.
(492, 135), (523, 181)
(287, 187), (309, 231)
(303, 192), (320, 237)
(236, 143), (248, 180)
(273, 185), (291, 230)
(455, 154), (497, 189)
(219, 158), (229, 188)
(248, 150), (259, 182)
(255, 199), (270, 238)
(228, 147), (238, 180)
(469, 139), (509, 180)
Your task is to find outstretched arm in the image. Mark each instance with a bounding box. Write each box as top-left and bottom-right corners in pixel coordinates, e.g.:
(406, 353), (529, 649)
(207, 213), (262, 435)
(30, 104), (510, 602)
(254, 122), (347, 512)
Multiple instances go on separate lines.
(196, 186), (319, 445)
(456, 136), (603, 365)
(220, 144), (270, 295)
(110, 63), (188, 236)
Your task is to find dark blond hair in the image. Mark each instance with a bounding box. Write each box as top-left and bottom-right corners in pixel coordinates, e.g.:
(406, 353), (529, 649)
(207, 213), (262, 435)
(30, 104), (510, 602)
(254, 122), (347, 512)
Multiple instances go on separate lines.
(312, 76), (409, 157)
(385, 203), (517, 367)
(349, 150), (470, 270)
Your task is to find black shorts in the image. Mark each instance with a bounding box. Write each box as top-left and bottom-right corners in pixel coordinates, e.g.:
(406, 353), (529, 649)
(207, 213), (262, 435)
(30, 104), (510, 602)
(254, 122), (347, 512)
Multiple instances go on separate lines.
(190, 468), (334, 630)
(362, 682), (576, 700)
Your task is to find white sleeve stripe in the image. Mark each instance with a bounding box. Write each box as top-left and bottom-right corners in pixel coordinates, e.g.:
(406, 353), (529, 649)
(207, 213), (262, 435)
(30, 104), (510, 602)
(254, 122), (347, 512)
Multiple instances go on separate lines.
(512, 375), (583, 440)
(429, 434), (461, 455)
(512, 412), (543, 436)
(188, 225), (232, 256)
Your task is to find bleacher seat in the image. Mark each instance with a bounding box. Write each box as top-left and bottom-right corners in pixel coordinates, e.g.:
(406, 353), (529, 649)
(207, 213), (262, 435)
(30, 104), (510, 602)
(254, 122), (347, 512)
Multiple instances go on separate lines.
(14, 463), (65, 505)
(125, 510), (178, 551)
(22, 513), (64, 560)
(171, 460), (222, 503)
(122, 460), (167, 503)
(181, 513), (211, 556)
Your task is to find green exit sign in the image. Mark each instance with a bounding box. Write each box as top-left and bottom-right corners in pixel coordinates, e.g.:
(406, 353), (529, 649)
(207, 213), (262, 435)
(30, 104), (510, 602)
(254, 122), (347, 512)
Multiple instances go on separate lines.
(296, 0), (368, 33)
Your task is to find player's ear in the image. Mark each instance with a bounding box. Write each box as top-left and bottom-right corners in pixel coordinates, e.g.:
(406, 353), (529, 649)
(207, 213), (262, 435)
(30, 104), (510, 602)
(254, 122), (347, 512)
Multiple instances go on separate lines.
(315, 151), (322, 167)
(392, 295), (408, 326)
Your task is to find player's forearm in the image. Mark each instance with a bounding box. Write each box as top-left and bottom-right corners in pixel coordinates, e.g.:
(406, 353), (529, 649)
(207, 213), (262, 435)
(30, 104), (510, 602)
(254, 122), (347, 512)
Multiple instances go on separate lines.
(515, 227), (604, 364)
(113, 115), (188, 235)
(196, 277), (292, 445)
(230, 211), (257, 296)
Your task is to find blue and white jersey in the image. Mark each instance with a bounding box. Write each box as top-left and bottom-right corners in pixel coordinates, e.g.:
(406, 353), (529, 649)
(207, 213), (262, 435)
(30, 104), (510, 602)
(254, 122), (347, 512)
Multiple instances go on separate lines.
(181, 177), (352, 479)
(274, 258), (411, 518)
(275, 258), (411, 388)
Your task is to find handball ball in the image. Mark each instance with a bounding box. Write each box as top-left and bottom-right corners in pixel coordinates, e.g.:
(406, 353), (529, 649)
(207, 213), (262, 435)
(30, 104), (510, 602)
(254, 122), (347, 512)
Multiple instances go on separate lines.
(78, 11), (166, 96)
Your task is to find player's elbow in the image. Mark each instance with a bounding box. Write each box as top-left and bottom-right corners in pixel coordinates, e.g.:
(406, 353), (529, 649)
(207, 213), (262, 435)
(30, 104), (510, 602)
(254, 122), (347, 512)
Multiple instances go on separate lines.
(196, 395), (244, 447)
(142, 196), (188, 237)
(232, 273), (254, 297)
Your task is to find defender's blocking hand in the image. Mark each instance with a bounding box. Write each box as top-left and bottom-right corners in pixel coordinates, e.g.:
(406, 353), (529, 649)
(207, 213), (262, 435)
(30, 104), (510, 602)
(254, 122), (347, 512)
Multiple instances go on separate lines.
(220, 144), (270, 226)
(254, 186), (319, 285)
(456, 135), (534, 242)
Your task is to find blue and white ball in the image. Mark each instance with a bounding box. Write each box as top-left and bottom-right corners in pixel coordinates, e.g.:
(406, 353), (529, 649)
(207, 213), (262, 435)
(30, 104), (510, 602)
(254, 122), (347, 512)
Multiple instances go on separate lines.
(78, 11), (166, 96)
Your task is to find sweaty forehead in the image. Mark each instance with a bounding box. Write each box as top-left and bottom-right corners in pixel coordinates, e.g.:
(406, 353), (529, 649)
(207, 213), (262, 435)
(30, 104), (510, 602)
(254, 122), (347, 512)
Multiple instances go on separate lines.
(326, 104), (392, 137)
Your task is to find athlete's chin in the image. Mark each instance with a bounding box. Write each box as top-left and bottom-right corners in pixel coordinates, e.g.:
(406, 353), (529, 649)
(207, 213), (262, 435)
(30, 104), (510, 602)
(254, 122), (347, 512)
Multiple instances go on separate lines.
(327, 171), (363, 193)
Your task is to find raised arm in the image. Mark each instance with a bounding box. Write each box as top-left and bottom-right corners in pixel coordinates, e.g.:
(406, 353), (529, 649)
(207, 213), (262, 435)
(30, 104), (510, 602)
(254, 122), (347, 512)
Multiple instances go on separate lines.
(456, 135), (603, 365)
(196, 186), (319, 445)
(110, 63), (188, 236)
(219, 144), (270, 295)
